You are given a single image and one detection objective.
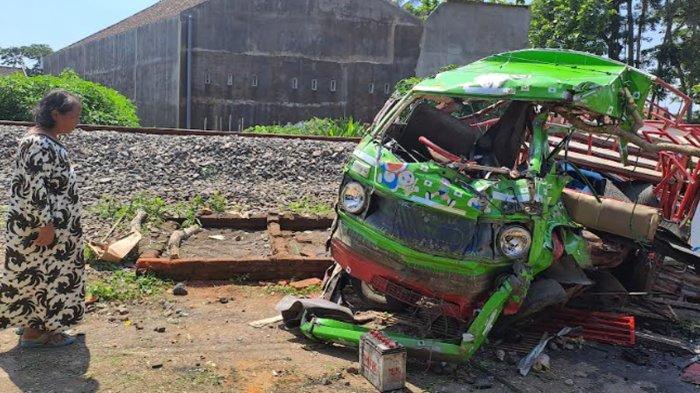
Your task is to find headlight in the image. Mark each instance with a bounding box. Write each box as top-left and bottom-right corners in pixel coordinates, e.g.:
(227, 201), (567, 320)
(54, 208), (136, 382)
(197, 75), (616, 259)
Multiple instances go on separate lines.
(341, 182), (366, 214)
(498, 225), (531, 260)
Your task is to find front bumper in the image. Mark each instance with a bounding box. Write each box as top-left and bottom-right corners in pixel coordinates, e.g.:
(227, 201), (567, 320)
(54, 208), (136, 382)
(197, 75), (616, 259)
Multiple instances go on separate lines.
(332, 213), (512, 319)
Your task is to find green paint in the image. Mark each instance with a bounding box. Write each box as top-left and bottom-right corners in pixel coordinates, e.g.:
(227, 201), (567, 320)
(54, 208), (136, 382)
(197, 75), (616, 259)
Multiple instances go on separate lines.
(413, 49), (653, 131)
(339, 211), (512, 275)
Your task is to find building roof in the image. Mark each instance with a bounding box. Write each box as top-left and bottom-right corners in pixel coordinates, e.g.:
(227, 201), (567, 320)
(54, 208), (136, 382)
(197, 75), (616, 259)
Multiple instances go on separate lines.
(0, 66), (22, 76)
(65, 0), (209, 49)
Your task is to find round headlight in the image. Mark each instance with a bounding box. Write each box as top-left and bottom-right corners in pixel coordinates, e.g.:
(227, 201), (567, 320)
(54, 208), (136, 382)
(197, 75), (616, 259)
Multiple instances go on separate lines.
(341, 182), (366, 214)
(498, 225), (531, 260)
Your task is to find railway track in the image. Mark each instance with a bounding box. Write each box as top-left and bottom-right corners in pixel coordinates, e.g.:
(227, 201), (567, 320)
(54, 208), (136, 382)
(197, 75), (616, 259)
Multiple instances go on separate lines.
(0, 120), (363, 143)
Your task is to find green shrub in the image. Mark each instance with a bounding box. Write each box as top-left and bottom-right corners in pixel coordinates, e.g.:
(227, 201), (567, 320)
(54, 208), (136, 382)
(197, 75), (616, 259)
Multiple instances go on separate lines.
(246, 117), (366, 137)
(394, 76), (424, 96)
(0, 69), (139, 126)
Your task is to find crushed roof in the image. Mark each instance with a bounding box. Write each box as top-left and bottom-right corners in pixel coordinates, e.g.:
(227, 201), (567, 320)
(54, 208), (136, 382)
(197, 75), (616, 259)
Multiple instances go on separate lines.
(64, 0), (209, 50)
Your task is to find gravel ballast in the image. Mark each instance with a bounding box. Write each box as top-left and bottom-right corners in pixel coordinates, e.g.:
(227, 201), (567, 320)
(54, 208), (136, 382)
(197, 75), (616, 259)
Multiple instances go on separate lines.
(0, 125), (355, 213)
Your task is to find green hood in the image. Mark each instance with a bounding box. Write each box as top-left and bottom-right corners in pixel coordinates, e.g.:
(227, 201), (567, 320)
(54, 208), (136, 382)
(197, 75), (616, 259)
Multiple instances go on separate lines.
(413, 49), (654, 122)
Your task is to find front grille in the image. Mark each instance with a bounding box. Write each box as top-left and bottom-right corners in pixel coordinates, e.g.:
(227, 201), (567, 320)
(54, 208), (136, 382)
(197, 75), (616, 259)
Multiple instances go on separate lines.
(363, 194), (495, 260)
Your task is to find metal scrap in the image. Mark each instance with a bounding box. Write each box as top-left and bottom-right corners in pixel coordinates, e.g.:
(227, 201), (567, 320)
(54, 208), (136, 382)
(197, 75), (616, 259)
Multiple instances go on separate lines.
(517, 327), (574, 376)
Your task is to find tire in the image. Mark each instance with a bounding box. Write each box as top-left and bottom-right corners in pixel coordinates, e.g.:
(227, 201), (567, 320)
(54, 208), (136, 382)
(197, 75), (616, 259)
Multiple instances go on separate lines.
(350, 277), (405, 311)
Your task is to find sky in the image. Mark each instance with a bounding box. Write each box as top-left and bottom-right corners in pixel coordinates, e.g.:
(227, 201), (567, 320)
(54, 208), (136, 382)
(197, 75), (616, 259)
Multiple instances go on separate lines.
(0, 1), (159, 50)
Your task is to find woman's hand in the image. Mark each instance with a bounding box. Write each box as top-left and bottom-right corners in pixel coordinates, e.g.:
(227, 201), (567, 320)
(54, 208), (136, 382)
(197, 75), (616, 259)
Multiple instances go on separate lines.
(34, 223), (55, 247)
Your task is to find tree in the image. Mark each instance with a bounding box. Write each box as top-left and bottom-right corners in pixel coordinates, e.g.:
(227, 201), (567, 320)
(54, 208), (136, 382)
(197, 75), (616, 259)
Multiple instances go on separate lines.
(529, 0), (615, 56)
(530, 0), (698, 122)
(0, 44), (53, 75)
(400, 0), (443, 18)
(396, 0), (525, 19)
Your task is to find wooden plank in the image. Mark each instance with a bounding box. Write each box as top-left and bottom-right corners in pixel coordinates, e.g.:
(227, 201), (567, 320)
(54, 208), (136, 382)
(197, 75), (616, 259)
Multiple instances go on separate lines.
(557, 150), (663, 183)
(135, 257), (333, 281)
(549, 136), (659, 170)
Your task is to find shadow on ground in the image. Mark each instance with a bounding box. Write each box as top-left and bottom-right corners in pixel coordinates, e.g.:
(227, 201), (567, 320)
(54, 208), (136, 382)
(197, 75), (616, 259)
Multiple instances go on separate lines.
(0, 334), (98, 393)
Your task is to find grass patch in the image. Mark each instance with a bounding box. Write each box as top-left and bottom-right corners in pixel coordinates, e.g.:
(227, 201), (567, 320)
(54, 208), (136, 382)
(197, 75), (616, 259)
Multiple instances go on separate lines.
(208, 192), (228, 213)
(264, 284), (322, 297)
(229, 274), (251, 285)
(286, 196), (333, 216)
(247, 117), (365, 137)
(171, 195), (205, 227)
(87, 269), (170, 302)
(91, 192), (169, 229)
(91, 192), (232, 230)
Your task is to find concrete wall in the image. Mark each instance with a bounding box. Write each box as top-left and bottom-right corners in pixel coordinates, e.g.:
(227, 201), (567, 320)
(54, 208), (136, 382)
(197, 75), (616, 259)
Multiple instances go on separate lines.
(42, 0), (531, 128)
(43, 17), (181, 128)
(416, 2), (531, 77)
(182, 0), (423, 129)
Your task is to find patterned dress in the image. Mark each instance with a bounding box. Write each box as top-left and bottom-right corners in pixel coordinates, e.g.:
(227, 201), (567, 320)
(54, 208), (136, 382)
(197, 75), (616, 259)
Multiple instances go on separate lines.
(1, 133), (85, 332)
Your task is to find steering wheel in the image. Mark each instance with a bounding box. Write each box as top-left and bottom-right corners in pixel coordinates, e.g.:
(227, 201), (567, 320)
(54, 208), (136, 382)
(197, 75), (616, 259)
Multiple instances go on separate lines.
(418, 136), (461, 163)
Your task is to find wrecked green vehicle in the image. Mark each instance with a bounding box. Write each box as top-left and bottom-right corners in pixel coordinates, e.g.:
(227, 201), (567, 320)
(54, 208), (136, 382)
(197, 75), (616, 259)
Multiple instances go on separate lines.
(295, 49), (700, 362)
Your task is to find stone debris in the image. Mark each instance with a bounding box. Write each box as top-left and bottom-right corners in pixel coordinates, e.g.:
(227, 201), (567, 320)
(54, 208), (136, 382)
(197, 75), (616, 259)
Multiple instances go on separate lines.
(0, 125), (353, 233)
(172, 282), (188, 296)
(532, 354), (550, 373)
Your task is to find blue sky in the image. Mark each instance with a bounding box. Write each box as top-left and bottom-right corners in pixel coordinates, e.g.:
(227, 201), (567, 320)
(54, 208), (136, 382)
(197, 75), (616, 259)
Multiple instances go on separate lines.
(0, 1), (159, 50)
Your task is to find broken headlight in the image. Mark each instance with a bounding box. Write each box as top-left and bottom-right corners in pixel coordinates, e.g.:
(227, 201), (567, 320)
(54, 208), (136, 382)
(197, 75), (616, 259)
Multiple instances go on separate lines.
(498, 225), (532, 260)
(341, 181), (366, 214)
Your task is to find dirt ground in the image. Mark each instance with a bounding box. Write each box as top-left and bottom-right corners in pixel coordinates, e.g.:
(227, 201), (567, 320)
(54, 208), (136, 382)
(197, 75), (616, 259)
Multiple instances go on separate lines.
(177, 229), (272, 259)
(0, 280), (696, 393)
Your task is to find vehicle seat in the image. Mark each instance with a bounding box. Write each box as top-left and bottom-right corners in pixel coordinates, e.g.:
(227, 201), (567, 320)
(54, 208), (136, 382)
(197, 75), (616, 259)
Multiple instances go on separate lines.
(392, 103), (482, 161)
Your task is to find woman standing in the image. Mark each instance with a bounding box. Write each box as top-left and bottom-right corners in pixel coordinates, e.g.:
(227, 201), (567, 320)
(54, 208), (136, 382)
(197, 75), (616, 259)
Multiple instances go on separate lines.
(1, 90), (85, 347)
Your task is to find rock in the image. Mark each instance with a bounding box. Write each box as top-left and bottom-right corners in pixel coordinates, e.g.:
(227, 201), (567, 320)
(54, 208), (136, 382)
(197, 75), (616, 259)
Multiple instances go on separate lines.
(346, 366), (359, 375)
(172, 282), (188, 296)
(495, 349), (506, 362)
(548, 342), (560, 351)
(474, 377), (493, 389)
(532, 354), (550, 373)
(219, 297), (230, 304)
(322, 378), (331, 385)
(151, 362), (163, 369)
(622, 348), (650, 366)
(506, 351), (519, 365)
(116, 306), (129, 315)
(564, 378), (574, 386)
(0, 126), (354, 230)
(154, 326), (166, 333)
(289, 278), (322, 289)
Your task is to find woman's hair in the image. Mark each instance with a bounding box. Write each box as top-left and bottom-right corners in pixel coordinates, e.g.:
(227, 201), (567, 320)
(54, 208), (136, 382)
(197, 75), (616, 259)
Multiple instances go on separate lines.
(33, 89), (81, 129)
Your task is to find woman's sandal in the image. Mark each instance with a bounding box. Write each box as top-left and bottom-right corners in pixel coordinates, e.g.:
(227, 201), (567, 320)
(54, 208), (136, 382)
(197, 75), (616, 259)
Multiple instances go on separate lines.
(19, 332), (76, 348)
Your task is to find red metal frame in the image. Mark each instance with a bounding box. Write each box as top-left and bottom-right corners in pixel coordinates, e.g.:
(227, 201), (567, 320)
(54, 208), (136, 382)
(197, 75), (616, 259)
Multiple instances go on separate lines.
(537, 308), (636, 347)
(640, 81), (700, 223)
(545, 80), (700, 223)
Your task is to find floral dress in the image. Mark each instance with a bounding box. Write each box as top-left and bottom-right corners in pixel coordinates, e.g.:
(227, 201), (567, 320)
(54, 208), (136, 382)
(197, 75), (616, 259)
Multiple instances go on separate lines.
(1, 133), (85, 332)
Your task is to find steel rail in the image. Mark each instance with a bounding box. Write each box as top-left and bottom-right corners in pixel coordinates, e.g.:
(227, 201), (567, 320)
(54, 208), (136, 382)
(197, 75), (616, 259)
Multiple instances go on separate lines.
(0, 120), (362, 142)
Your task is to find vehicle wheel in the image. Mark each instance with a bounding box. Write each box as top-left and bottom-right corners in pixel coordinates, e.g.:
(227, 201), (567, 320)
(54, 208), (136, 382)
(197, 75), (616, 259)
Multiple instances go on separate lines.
(350, 277), (405, 311)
